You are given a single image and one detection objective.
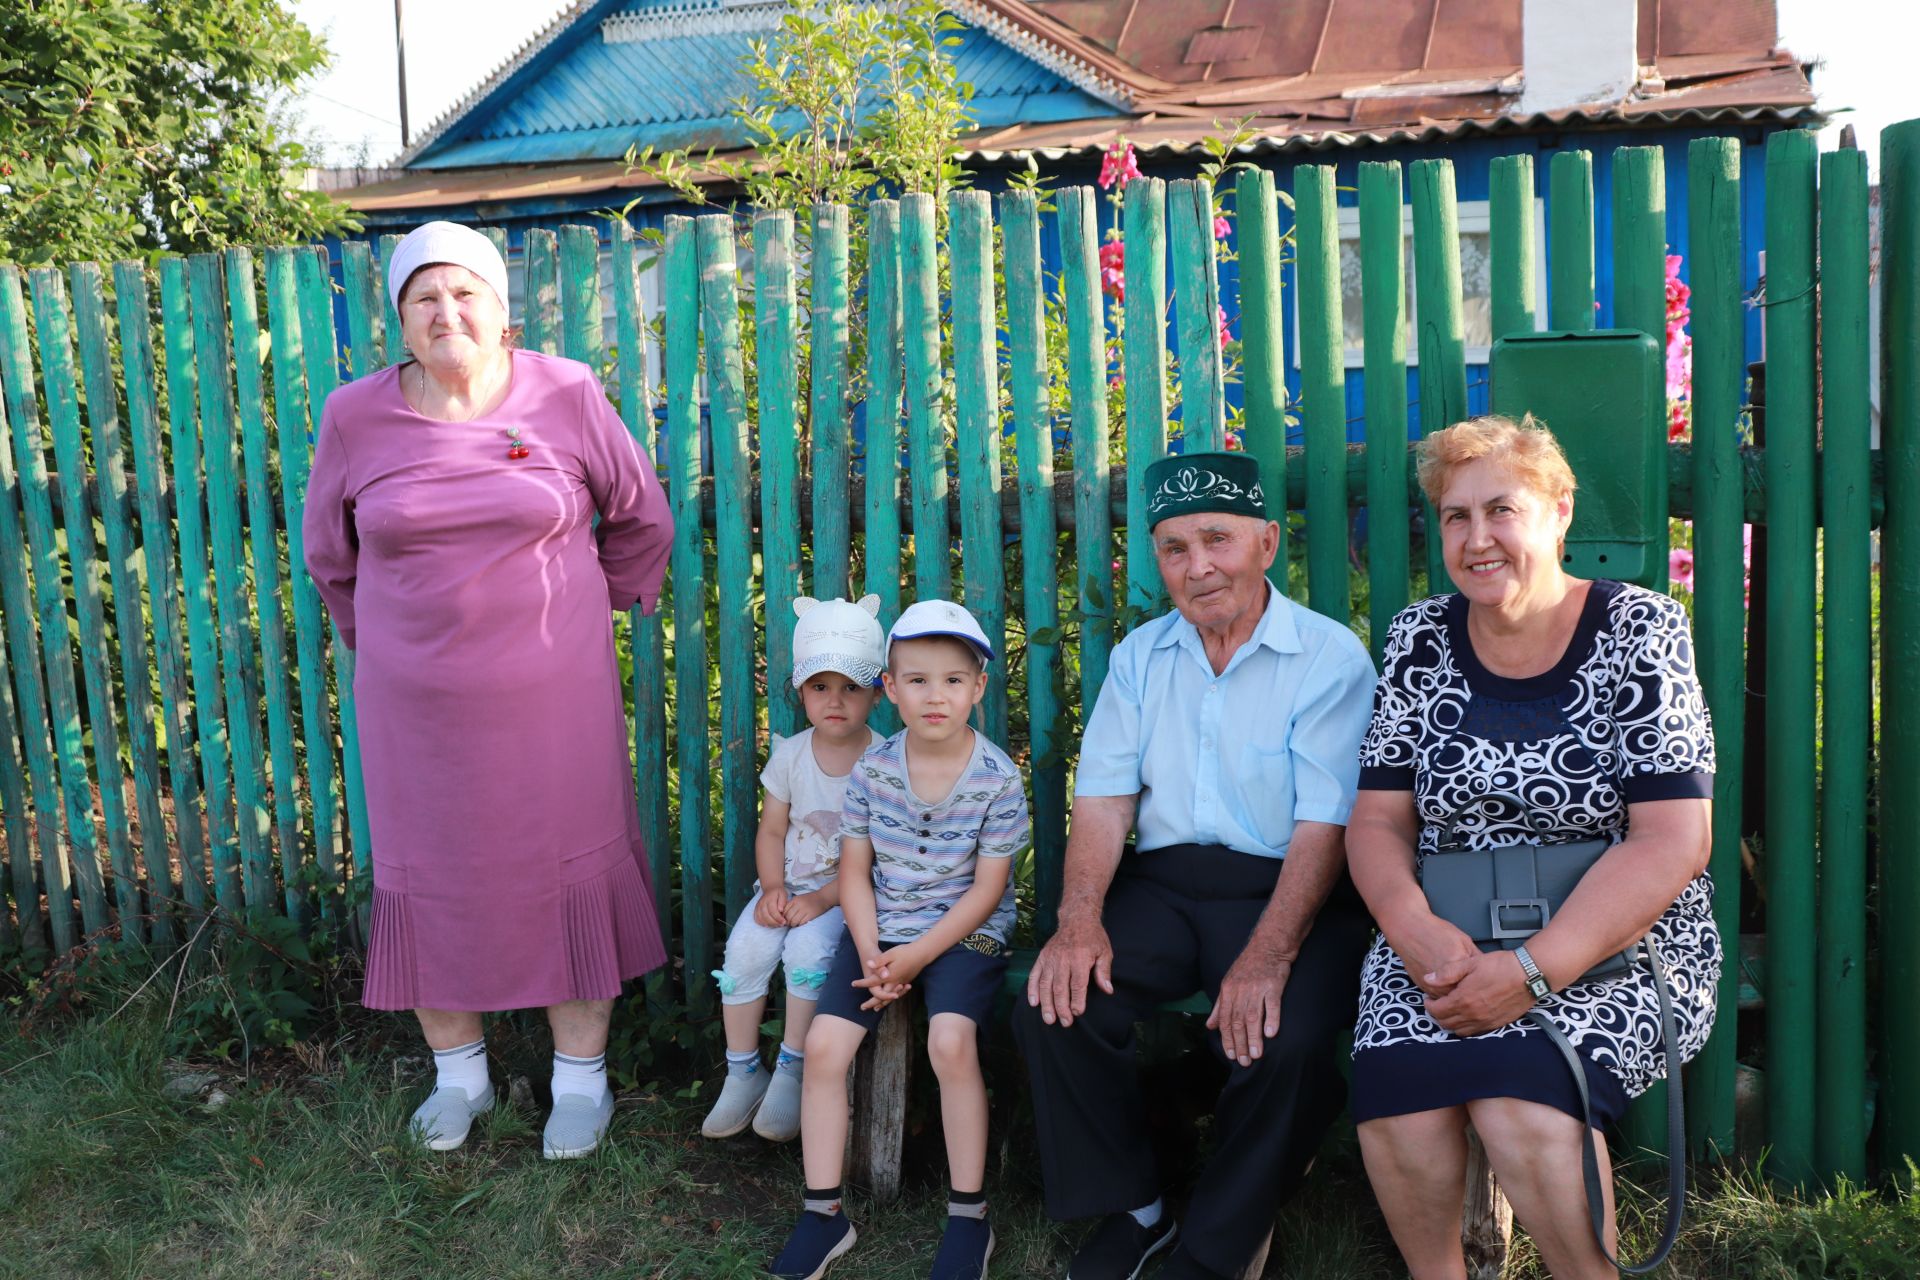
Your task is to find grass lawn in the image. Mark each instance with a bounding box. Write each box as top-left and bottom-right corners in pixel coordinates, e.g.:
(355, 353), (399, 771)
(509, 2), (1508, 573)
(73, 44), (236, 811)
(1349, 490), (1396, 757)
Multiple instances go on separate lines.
(1, 971), (1915, 1279)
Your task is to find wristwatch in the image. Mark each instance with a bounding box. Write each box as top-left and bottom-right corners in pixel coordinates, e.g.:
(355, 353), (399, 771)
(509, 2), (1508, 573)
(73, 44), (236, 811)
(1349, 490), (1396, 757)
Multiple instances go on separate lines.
(1514, 944), (1553, 1002)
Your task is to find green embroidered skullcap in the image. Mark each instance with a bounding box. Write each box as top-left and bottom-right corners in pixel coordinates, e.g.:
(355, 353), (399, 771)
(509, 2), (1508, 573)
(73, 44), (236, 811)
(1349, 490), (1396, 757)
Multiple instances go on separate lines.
(1144, 451), (1269, 528)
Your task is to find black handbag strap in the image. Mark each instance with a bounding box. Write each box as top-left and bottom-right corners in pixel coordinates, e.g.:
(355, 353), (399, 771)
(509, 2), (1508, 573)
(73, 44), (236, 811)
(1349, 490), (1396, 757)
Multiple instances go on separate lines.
(1524, 939), (1685, 1274)
(1435, 788), (1557, 847)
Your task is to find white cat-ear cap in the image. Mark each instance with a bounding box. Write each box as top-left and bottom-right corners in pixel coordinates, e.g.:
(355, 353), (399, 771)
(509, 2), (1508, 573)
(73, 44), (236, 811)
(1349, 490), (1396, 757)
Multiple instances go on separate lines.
(790, 595), (885, 687)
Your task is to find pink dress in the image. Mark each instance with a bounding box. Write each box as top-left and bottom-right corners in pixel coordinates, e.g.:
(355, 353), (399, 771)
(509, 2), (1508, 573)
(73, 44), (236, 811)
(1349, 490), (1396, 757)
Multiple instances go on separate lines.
(303, 350), (673, 1011)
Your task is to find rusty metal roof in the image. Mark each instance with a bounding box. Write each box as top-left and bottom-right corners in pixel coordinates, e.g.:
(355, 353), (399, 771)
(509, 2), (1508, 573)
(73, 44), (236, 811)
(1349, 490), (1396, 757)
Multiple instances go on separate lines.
(339, 0), (1816, 213)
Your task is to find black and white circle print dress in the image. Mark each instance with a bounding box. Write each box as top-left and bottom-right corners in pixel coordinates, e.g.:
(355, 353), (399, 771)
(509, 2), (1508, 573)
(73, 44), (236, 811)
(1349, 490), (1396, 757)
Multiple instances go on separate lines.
(1348, 580), (1721, 1118)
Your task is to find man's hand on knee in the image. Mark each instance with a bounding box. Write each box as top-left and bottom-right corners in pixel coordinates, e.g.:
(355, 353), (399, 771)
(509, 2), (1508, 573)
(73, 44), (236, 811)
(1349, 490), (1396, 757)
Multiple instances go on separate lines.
(1027, 915), (1114, 1027)
(1207, 943), (1294, 1067)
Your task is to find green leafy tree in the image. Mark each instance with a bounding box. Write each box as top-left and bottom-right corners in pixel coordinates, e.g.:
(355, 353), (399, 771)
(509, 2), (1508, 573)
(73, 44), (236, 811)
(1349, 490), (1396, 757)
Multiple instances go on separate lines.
(0, 0), (358, 265)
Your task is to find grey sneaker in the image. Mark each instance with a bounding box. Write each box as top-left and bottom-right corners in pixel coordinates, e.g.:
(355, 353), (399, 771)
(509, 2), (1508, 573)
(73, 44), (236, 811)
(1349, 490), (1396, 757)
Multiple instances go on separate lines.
(700, 1062), (770, 1138)
(752, 1059), (803, 1142)
(542, 1091), (614, 1159)
(409, 1084), (495, 1152)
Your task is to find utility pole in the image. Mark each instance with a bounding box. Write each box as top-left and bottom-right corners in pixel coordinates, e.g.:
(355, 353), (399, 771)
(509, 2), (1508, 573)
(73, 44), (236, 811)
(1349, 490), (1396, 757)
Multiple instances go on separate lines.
(394, 0), (411, 148)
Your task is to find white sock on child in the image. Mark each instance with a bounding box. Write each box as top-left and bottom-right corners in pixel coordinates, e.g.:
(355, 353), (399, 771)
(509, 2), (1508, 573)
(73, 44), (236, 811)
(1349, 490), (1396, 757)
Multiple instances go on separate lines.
(1129, 1197), (1164, 1229)
(775, 1043), (804, 1075)
(432, 1038), (489, 1097)
(726, 1048), (762, 1078)
(552, 1050), (609, 1105)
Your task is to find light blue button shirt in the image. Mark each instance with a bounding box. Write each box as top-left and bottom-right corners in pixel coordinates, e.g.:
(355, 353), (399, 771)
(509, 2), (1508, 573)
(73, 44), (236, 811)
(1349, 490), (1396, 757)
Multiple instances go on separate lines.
(1073, 585), (1377, 858)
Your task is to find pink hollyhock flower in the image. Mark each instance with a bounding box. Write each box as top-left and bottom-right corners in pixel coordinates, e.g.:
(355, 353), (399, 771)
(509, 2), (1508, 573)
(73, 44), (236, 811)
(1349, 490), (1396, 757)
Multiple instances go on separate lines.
(1225, 430), (1244, 451)
(1099, 239), (1126, 300)
(1665, 254), (1691, 321)
(1668, 398), (1690, 441)
(1666, 332), (1692, 403)
(1669, 546), (1694, 592)
(1217, 304), (1232, 348)
(1214, 214), (1231, 241)
(1098, 140), (1143, 190)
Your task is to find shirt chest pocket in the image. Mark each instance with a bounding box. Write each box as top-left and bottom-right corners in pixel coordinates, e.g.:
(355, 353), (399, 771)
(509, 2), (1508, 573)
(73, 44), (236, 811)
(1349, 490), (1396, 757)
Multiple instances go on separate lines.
(1239, 742), (1296, 850)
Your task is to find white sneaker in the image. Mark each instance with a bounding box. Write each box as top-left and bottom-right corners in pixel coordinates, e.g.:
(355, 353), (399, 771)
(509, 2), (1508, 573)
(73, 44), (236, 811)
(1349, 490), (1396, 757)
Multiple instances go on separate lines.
(700, 1063), (770, 1138)
(409, 1084), (494, 1152)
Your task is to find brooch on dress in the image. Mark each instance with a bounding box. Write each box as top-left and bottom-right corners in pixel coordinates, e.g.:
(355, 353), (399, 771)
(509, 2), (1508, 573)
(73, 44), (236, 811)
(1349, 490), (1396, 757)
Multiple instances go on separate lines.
(505, 425), (530, 461)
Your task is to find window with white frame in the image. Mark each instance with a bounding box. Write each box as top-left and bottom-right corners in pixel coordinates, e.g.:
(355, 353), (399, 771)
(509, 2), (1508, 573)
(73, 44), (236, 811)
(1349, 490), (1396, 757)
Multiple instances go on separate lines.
(1297, 198), (1549, 368)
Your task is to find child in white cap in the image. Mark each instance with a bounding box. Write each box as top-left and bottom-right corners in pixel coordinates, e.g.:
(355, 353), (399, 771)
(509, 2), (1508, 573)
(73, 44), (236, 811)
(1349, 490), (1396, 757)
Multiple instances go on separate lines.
(701, 596), (886, 1143)
(770, 598), (1029, 1280)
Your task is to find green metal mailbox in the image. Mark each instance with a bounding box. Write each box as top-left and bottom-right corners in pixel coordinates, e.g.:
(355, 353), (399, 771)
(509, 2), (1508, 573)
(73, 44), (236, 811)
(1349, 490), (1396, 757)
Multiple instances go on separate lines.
(1490, 329), (1668, 589)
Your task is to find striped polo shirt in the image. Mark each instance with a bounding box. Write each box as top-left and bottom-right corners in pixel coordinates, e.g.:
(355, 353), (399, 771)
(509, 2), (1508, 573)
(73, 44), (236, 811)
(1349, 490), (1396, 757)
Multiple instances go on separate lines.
(841, 729), (1027, 944)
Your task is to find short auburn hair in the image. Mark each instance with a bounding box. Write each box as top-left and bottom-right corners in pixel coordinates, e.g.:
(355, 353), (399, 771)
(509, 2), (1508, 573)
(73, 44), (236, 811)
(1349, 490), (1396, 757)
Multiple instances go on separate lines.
(1416, 414), (1577, 507)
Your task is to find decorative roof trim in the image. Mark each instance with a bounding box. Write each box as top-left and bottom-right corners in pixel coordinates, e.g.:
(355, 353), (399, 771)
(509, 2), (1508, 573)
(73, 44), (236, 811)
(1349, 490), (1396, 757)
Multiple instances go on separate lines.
(943, 1), (1134, 111)
(399, 0), (607, 167)
(601, 0), (787, 42)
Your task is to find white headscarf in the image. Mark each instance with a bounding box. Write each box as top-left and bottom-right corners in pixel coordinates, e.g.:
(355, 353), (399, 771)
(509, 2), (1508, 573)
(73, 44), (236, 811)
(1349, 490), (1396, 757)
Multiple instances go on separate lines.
(385, 220), (511, 317)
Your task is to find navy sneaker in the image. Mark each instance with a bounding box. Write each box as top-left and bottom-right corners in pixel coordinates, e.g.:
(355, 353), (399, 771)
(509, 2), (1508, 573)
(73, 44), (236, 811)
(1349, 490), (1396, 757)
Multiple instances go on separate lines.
(1067, 1212), (1178, 1280)
(928, 1213), (994, 1280)
(768, 1210), (857, 1280)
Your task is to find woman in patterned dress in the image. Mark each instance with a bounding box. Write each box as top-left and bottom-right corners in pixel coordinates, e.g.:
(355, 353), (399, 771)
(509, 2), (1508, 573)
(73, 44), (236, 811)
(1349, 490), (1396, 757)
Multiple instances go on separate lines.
(1346, 416), (1718, 1279)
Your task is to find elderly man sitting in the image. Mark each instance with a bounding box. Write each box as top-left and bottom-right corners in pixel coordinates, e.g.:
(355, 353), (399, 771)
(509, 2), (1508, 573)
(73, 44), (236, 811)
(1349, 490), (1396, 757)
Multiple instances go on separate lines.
(1013, 452), (1378, 1280)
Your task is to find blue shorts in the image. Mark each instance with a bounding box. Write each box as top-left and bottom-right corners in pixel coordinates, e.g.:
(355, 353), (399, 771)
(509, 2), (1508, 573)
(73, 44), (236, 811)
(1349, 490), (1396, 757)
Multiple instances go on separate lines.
(813, 926), (1009, 1032)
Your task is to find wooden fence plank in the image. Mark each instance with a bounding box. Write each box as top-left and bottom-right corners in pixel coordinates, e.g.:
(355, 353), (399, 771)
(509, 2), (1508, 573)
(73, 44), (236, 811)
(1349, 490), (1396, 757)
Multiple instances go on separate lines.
(226, 249), (305, 920)
(118, 261), (206, 918)
(610, 220), (671, 955)
(1060, 186), (1114, 714)
(1360, 161), (1409, 665)
(265, 248), (341, 913)
(0, 308), (62, 950)
(1880, 115), (1920, 1174)
(1123, 178), (1169, 610)
(1761, 126), (1818, 1187)
(810, 203), (853, 602)
(187, 254), (274, 915)
(1002, 190), (1065, 932)
(1489, 154), (1537, 342)
(524, 229), (561, 357)
(293, 247), (350, 893)
(1412, 158), (1468, 593)
(0, 608), (27, 951)
(901, 193), (949, 603)
(697, 215), (758, 923)
(1294, 164), (1348, 620)
(338, 243), (385, 877)
(0, 268), (99, 938)
(1548, 151), (1596, 331)
(755, 211), (802, 736)
(1169, 178), (1224, 452)
(1682, 134), (1744, 1163)
(559, 225), (602, 368)
(162, 257), (240, 913)
(377, 234), (406, 366)
(862, 201), (904, 738)
(1610, 146), (1671, 597)
(71, 262), (172, 944)
(950, 190), (1008, 745)
(34, 267), (140, 936)
(1816, 144), (1872, 1186)
(664, 216), (712, 1003)
(1236, 169), (1287, 596)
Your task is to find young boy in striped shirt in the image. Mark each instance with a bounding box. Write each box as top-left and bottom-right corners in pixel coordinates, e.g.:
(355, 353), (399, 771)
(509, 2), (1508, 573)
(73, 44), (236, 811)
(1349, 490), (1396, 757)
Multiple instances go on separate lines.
(769, 600), (1029, 1280)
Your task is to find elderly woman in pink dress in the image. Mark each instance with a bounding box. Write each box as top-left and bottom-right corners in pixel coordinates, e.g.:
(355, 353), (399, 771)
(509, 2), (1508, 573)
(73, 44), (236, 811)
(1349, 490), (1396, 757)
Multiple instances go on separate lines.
(303, 221), (673, 1159)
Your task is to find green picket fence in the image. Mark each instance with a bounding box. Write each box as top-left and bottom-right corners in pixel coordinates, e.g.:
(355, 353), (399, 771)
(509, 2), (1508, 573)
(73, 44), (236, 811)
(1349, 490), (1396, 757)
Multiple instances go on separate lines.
(0, 128), (1913, 1189)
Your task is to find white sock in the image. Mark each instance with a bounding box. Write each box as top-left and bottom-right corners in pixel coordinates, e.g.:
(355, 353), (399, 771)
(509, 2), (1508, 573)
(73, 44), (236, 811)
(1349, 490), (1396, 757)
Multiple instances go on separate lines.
(1129, 1197), (1164, 1229)
(726, 1048), (761, 1078)
(775, 1043), (804, 1074)
(552, 1050), (609, 1105)
(432, 1038), (489, 1097)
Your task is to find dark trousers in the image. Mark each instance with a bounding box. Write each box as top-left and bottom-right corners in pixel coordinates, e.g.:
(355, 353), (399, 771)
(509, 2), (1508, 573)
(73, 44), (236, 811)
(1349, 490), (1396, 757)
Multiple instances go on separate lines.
(1013, 844), (1372, 1280)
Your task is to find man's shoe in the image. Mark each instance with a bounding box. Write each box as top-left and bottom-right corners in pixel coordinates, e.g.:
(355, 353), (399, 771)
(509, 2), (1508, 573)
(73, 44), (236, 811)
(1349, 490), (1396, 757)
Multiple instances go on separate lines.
(1067, 1212), (1177, 1280)
(768, 1210), (857, 1280)
(408, 1084), (494, 1152)
(928, 1213), (994, 1279)
(541, 1091), (614, 1159)
(702, 1062), (771, 1138)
